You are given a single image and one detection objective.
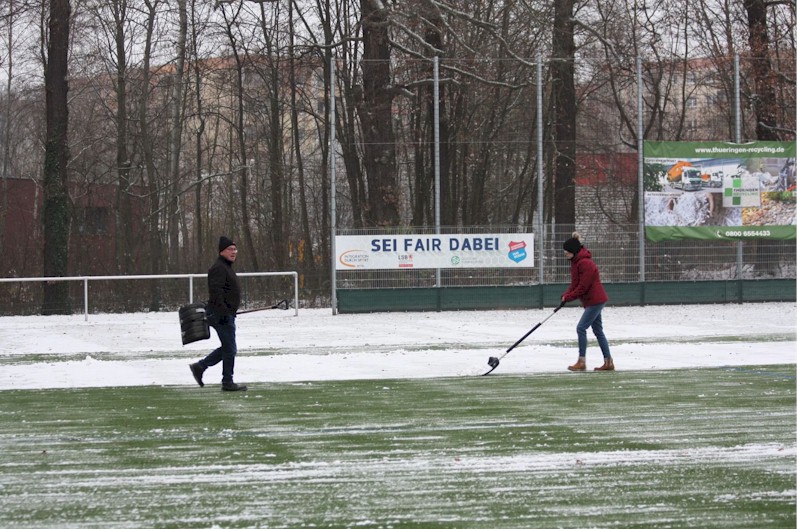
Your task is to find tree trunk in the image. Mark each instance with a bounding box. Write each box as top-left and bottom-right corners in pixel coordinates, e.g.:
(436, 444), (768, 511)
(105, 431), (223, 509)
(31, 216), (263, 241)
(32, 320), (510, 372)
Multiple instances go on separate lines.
(319, 0), (333, 275)
(222, 8), (259, 271)
(192, 83), (204, 271)
(112, 0), (133, 276)
(256, 7), (287, 271)
(234, 58), (258, 270)
(743, 0), (778, 141)
(358, 0), (400, 227)
(410, 90), (428, 226)
(190, 0), (204, 269)
(41, 0), (71, 315)
(551, 0), (576, 224)
(339, 77), (367, 228)
(288, 2), (315, 275)
(168, 0), (187, 272)
(415, 0), (451, 227)
(0, 0), (16, 264)
(141, 0), (162, 310)
(267, 63), (285, 270)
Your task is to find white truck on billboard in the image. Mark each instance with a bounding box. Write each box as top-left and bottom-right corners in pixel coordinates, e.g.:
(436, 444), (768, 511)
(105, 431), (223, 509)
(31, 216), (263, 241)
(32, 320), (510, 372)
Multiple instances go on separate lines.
(667, 161), (703, 191)
(667, 161), (735, 191)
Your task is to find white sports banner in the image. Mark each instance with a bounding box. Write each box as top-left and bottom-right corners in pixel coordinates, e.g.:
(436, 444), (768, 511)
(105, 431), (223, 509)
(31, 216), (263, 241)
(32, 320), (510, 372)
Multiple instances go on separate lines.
(335, 234), (534, 270)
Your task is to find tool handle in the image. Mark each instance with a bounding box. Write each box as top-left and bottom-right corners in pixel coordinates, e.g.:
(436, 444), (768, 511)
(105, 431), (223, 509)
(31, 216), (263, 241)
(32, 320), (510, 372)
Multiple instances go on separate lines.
(237, 299), (289, 314)
(505, 302), (565, 353)
(506, 323), (540, 353)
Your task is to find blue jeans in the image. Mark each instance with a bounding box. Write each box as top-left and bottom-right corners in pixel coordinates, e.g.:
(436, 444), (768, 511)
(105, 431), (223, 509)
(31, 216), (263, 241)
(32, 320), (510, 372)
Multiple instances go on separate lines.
(576, 303), (611, 358)
(199, 315), (237, 383)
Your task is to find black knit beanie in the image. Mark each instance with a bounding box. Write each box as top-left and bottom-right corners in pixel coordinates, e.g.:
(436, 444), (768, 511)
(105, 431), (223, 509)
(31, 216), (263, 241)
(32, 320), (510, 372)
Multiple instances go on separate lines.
(562, 237), (582, 255)
(218, 236), (235, 253)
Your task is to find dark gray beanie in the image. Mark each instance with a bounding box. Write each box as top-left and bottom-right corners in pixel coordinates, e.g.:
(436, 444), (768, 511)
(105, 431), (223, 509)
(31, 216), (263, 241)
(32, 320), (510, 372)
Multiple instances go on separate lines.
(562, 237), (582, 254)
(218, 236), (235, 253)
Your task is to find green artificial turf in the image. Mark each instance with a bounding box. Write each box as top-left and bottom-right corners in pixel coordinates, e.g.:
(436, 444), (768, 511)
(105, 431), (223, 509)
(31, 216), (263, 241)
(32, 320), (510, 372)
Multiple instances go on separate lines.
(1, 366), (794, 528)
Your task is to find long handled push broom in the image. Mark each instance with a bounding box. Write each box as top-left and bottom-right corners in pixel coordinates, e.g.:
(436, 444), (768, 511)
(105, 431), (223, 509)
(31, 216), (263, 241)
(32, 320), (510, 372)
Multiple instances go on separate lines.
(482, 301), (565, 375)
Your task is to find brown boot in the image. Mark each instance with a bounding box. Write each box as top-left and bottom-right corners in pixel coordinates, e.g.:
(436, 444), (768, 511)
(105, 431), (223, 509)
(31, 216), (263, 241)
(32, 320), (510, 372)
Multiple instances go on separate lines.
(567, 357), (586, 371)
(594, 357), (615, 371)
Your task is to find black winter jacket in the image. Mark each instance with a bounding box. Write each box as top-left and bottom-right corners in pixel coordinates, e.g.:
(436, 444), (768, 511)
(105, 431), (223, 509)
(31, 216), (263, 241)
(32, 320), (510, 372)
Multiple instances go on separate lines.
(207, 256), (241, 317)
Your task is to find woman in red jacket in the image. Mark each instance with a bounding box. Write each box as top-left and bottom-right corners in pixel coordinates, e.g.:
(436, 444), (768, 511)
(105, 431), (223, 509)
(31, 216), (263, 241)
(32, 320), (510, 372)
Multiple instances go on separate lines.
(561, 232), (614, 371)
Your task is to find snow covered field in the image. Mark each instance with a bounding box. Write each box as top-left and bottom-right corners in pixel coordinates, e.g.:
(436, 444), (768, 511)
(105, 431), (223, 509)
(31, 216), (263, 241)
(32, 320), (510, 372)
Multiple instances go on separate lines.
(0, 302), (794, 390)
(1, 302), (795, 528)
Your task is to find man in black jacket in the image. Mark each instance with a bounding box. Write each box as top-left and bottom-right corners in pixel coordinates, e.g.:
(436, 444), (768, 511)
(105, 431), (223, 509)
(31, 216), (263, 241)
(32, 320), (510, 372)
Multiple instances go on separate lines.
(189, 236), (247, 391)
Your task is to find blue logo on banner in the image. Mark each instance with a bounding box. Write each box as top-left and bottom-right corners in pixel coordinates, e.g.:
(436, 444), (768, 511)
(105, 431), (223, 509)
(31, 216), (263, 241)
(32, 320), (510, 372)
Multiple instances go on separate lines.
(509, 248), (527, 263)
(508, 241), (528, 263)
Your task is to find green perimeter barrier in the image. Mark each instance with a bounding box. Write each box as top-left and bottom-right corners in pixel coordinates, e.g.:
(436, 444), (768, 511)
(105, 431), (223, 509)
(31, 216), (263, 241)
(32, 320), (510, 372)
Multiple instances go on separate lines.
(337, 279), (795, 313)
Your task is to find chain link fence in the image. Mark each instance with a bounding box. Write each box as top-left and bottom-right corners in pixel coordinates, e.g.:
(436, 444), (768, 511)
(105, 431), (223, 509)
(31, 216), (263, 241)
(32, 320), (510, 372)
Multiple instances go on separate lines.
(336, 224), (796, 291)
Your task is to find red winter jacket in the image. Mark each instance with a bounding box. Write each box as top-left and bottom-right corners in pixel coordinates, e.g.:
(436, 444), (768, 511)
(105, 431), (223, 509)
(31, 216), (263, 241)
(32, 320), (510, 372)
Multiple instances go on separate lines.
(562, 247), (609, 307)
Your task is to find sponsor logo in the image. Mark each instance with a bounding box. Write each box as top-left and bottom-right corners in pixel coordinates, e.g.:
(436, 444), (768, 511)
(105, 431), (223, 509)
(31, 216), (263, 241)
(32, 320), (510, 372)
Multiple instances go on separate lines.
(508, 240), (527, 263)
(398, 253), (414, 268)
(339, 250), (370, 268)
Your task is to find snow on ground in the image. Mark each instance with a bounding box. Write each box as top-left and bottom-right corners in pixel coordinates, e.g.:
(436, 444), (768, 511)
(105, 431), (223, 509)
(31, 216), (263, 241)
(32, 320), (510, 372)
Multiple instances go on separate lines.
(0, 302), (794, 390)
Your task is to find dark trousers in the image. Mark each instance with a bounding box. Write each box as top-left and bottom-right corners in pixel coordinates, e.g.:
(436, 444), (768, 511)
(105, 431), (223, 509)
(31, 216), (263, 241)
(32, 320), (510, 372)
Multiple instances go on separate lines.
(198, 316), (237, 383)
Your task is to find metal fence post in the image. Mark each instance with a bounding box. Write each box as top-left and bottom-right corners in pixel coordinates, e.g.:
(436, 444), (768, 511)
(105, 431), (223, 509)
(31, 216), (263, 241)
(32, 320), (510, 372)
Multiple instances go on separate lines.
(734, 53), (744, 297)
(637, 57), (646, 304)
(536, 53), (544, 304)
(330, 54), (338, 315)
(434, 55), (441, 291)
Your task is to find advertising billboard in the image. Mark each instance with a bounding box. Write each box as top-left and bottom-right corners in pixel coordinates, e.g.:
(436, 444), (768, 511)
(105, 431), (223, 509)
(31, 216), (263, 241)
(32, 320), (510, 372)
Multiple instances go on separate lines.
(335, 234), (534, 270)
(643, 141), (796, 242)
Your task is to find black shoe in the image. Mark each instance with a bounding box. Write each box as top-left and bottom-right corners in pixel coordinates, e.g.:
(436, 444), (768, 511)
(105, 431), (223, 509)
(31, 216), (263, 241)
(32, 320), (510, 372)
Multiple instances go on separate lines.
(189, 363), (205, 387)
(221, 382), (247, 392)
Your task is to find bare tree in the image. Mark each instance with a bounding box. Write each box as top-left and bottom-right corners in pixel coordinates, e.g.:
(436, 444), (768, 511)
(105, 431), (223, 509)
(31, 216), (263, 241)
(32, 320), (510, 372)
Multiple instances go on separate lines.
(744, 0), (780, 140)
(189, 0), (205, 266)
(254, 2), (286, 271)
(388, 0), (546, 226)
(313, 0), (369, 229)
(0, 0), (793, 307)
(287, 0), (315, 273)
(139, 0), (165, 309)
(216, 3), (261, 270)
(292, 0), (343, 266)
(358, 0), (400, 227)
(167, 0), (188, 271)
(41, 0), (71, 314)
(0, 0), (20, 264)
(337, 51), (369, 229)
(86, 0), (135, 274)
(550, 0), (576, 225)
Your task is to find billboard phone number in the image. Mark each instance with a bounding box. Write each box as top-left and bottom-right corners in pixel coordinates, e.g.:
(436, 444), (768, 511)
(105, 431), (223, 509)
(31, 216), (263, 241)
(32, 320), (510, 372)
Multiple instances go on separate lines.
(722, 230), (771, 237)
